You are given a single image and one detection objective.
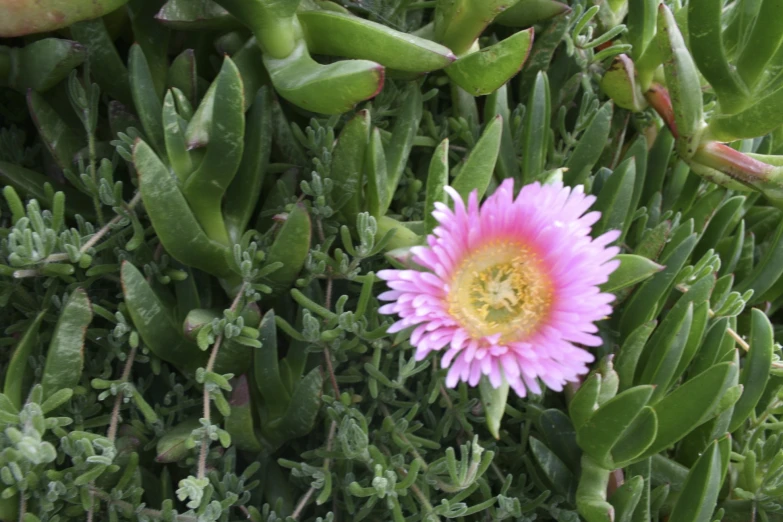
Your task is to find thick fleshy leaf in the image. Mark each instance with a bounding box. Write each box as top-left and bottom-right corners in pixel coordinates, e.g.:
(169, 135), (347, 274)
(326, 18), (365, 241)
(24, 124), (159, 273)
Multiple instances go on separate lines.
(577, 385), (655, 469)
(0, 0), (129, 36)
(641, 362), (733, 458)
(225, 375), (263, 452)
(264, 204), (312, 297)
(182, 56), (245, 245)
(451, 116), (503, 201)
(41, 289), (92, 400)
(530, 437), (577, 503)
(521, 71), (550, 182)
(70, 19), (132, 104)
(4, 312), (45, 409)
(480, 376), (509, 440)
(384, 83), (422, 214)
(424, 139), (449, 234)
(687, 0), (748, 113)
(667, 440), (724, 522)
(445, 29), (534, 96)
(133, 139), (233, 277)
(366, 128), (388, 219)
(494, 0), (570, 28)
(299, 9), (456, 72)
(263, 29), (383, 115)
(155, 0), (238, 30)
(564, 102), (613, 185)
(601, 255), (663, 294)
(600, 56), (647, 112)
(658, 4), (704, 158)
(122, 262), (205, 372)
(729, 309), (774, 431)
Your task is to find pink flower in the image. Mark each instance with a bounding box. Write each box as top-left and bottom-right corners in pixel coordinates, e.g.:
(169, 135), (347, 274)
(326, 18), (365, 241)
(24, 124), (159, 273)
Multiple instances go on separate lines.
(377, 179), (620, 397)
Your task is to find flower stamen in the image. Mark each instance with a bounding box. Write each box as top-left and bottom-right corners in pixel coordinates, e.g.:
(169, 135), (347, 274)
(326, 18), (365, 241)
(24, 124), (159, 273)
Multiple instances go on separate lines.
(448, 242), (552, 343)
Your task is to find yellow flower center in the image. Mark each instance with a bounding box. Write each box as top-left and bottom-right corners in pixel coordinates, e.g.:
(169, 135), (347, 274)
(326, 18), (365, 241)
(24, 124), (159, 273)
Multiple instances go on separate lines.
(447, 241), (553, 342)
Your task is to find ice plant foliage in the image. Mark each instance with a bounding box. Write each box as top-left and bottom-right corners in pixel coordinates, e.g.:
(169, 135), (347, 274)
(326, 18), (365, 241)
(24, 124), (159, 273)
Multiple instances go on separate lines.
(378, 180), (621, 397)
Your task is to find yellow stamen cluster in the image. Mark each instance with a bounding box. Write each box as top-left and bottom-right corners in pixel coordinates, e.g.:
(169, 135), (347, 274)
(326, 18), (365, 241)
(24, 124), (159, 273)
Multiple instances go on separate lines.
(447, 241), (552, 343)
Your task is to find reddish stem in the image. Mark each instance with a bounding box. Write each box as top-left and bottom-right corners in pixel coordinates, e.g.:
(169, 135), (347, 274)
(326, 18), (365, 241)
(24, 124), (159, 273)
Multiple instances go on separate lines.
(693, 141), (775, 183)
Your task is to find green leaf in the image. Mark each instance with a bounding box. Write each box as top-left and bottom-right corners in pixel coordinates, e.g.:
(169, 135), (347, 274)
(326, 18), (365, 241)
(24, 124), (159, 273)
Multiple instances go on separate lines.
(224, 86), (273, 243)
(736, 218), (783, 301)
(494, 0), (570, 28)
(167, 49), (197, 105)
(451, 115), (503, 202)
(330, 109), (370, 222)
(264, 203), (312, 297)
(707, 82), (783, 141)
(156, 417), (201, 463)
(299, 9), (456, 72)
(600, 57), (647, 112)
(530, 437), (577, 503)
(155, 0), (238, 30)
(668, 440), (723, 522)
(620, 232), (698, 337)
(563, 101), (613, 186)
(610, 406), (658, 467)
(254, 310), (290, 417)
(609, 475), (644, 522)
(616, 321), (657, 391)
(484, 84), (519, 180)
(4, 312), (45, 410)
(569, 372), (601, 431)
(539, 409), (581, 471)
(122, 262), (205, 372)
(263, 31), (383, 115)
(576, 385), (655, 469)
(128, 44), (165, 155)
(0, 0), (129, 36)
(601, 255), (663, 294)
(8, 38), (86, 94)
(593, 158), (637, 236)
(687, 0), (748, 113)
(729, 308), (774, 431)
(735, 0), (783, 91)
(383, 82), (422, 214)
(41, 289), (92, 400)
(627, 0), (657, 60)
(445, 29), (534, 96)
(272, 367), (323, 443)
(642, 362), (733, 458)
(366, 128), (389, 219)
(183, 56), (245, 245)
(658, 4), (704, 158)
(162, 90), (193, 184)
(133, 139), (233, 278)
(434, 0), (520, 56)
(70, 19), (132, 104)
(638, 303), (693, 403)
(424, 139), (449, 234)
(225, 375), (263, 452)
(26, 90), (85, 171)
(521, 71), (551, 182)
(480, 376), (509, 440)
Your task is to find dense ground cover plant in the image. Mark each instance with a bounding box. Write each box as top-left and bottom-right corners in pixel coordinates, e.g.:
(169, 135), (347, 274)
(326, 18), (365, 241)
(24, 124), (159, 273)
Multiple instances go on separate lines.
(1, 0), (783, 520)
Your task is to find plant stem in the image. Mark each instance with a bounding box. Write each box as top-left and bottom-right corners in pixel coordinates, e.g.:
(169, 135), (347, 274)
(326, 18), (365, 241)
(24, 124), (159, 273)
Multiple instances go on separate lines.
(107, 345), (138, 442)
(87, 122), (105, 226)
(197, 282), (248, 480)
(19, 191), (144, 275)
(90, 488), (199, 522)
